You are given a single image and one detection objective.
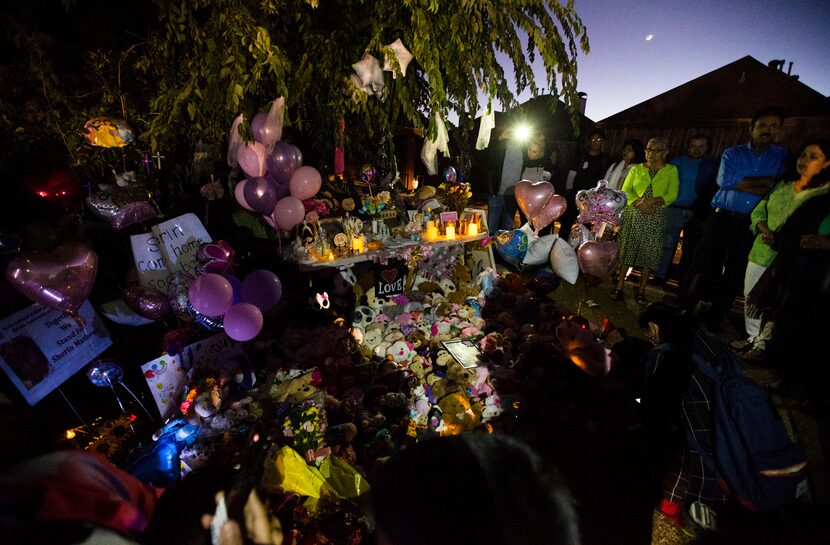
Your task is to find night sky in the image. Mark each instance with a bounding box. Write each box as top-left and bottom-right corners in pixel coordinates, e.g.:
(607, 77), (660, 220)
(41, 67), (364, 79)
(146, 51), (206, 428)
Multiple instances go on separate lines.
(512, 0), (830, 121)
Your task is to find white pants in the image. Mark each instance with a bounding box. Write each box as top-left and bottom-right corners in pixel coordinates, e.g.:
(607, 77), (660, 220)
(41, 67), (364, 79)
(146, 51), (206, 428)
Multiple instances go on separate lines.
(743, 261), (774, 349)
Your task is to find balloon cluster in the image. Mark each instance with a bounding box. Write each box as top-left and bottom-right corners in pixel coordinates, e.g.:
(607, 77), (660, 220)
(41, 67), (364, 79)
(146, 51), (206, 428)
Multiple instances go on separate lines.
(569, 180), (628, 284)
(492, 180), (570, 278)
(229, 110), (321, 233)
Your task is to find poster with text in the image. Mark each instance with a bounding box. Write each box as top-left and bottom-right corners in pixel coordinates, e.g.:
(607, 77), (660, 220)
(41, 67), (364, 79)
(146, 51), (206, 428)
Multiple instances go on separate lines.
(130, 213), (211, 292)
(0, 301), (112, 405)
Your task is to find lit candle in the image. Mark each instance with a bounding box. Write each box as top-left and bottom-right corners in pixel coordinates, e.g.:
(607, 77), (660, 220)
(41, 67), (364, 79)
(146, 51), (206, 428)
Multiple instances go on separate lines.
(327, 251), (334, 261)
(467, 222), (479, 236)
(352, 236), (364, 254)
(425, 224), (439, 241)
(445, 223), (456, 240)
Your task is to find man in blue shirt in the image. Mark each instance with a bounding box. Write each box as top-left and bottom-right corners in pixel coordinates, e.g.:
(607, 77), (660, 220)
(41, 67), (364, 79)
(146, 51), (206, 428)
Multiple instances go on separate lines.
(656, 134), (717, 283)
(679, 107), (787, 333)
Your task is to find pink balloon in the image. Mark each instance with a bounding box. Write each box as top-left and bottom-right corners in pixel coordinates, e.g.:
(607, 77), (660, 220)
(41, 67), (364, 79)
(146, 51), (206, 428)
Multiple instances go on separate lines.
(123, 286), (170, 320)
(272, 196), (306, 231)
(223, 303), (263, 342)
(515, 180), (555, 221)
(576, 241), (620, 283)
(6, 243), (97, 315)
(241, 269), (282, 312)
(556, 320), (613, 377)
(289, 166), (322, 200)
(237, 141), (267, 178)
(234, 180), (255, 211)
(530, 194), (567, 232)
(243, 176), (279, 215)
(188, 273), (233, 317)
(575, 180), (628, 227)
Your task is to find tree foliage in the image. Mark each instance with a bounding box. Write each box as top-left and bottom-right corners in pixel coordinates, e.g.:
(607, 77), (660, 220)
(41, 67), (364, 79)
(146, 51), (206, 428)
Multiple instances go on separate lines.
(0, 0), (588, 179)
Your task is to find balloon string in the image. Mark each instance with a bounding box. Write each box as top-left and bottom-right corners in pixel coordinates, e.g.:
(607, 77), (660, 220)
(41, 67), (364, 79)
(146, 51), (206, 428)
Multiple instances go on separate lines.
(120, 382), (156, 423)
(107, 378), (139, 441)
(58, 387), (92, 436)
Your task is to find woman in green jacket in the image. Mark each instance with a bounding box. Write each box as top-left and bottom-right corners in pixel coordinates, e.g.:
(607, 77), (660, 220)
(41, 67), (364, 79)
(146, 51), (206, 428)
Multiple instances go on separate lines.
(610, 137), (679, 305)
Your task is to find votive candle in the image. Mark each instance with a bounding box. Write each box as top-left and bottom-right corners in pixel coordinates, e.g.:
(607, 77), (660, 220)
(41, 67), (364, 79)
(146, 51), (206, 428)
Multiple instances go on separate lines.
(467, 222), (479, 236)
(445, 223), (456, 240)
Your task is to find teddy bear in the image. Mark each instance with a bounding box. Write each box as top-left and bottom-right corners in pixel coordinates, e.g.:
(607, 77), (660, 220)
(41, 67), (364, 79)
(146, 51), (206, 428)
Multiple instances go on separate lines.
(446, 361), (474, 389)
(272, 369), (319, 403)
(436, 391), (480, 434)
(386, 339), (416, 363)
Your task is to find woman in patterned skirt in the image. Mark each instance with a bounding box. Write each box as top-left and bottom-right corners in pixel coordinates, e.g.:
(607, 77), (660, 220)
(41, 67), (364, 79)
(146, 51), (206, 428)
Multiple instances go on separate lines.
(610, 137), (679, 304)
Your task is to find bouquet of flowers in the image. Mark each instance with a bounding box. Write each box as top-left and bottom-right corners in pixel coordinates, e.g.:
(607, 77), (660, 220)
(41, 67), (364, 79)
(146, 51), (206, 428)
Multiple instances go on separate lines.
(438, 181), (472, 215)
(360, 190), (391, 217)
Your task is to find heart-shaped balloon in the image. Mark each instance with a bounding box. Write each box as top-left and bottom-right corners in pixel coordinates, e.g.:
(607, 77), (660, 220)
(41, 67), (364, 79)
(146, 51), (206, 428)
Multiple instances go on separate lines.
(514, 180), (555, 221)
(576, 241), (620, 283)
(492, 229), (529, 269)
(530, 194), (567, 232)
(123, 286), (171, 321)
(196, 240), (235, 275)
(86, 186), (159, 229)
(556, 320), (613, 377)
(6, 243), (98, 315)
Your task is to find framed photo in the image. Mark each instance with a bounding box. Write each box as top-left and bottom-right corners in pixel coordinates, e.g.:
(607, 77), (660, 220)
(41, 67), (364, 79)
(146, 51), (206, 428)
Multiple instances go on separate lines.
(441, 339), (482, 369)
(461, 211), (479, 225)
(439, 211), (458, 226)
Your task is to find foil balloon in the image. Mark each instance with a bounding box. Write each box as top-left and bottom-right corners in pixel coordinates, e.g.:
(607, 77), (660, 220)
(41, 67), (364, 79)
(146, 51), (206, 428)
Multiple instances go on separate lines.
(83, 117), (135, 148)
(195, 240), (235, 275)
(123, 286), (171, 321)
(514, 180), (555, 223)
(530, 194), (567, 233)
(167, 272), (195, 321)
(443, 166), (457, 183)
(568, 223), (594, 249)
(6, 242), (98, 315)
(492, 229), (528, 269)
(87, 360), (124, 387)
(555, 320), (613, 378)
(360, 164), (377, 184)
(86, 186), (159, 230)
(575, 180), (628, 227)
(187, 302), (224, 331)
(576, 241), (620, 283)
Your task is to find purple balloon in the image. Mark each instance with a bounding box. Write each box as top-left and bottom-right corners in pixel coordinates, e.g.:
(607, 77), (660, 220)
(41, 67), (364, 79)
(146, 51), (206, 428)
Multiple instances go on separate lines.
(222, 274), (243, 304)
(223, 303), (263, 342)
(251, 113), (272, 145)
(241, 269), (282, 312)
(243, 176), (279, 215)
(290, 144), (303, 167)
(188, 273), (233, 317)
(266, 141), (301, 185)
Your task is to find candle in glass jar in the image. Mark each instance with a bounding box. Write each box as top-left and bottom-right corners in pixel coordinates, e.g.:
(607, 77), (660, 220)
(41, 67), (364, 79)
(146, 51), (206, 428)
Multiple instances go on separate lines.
(445, 223), (456, 240)
(467, 222), (479, 236)
(352, 236), (364, 254)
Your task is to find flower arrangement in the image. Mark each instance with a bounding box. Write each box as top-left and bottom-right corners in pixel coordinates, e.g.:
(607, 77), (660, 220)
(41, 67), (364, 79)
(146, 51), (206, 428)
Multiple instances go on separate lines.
(438, 181), (472, 215)
(360, 190), (391, 217)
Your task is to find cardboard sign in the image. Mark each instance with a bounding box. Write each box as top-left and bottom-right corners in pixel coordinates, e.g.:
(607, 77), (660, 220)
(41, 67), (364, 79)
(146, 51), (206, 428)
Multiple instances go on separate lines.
(0, 301), (112, 405)
(141, 333), (245, 420)
(130, 213), (211, 292)
(373, 259), (408, 298)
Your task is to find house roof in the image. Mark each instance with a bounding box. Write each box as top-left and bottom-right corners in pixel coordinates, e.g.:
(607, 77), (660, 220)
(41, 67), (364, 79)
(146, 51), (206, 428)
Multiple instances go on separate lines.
(598, 56), (830, 126)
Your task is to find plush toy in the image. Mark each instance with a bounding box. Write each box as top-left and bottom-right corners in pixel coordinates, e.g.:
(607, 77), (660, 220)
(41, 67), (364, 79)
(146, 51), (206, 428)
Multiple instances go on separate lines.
(353, 305), (377, 328)
(387, 339), (416, 363)
(436, 391), (480, 435)
(273, 370), (320, 403)
(446, 361), (474, 388)
(128, 419), (201, 486)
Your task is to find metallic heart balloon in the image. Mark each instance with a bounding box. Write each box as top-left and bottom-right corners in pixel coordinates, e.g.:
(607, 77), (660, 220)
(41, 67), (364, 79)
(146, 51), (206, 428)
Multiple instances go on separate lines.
(123, 286), (171, 321)
(86, 185), (159, 229)
(576, 241), (620, 283)
(196, 240), (235, 275)
(555, 320), (613, 377)
(6, 243), (98, 315)
(568, 223), (595, 249)
(575, 180), (628, 226)
(514, 180), (555, 221)
(530, 194), (567, 232)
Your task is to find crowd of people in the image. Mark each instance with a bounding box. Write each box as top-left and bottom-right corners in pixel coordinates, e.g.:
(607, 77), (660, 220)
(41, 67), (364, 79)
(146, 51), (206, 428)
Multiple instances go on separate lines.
(489, 107), (830, 373)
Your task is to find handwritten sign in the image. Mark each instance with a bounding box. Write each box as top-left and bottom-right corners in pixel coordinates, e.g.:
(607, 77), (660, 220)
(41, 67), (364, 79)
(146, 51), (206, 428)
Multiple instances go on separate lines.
(141, 333), (245, 419)
(130, 213), (211, 291)
(0, 301), (112, 405)
(373, 259), (408, 298)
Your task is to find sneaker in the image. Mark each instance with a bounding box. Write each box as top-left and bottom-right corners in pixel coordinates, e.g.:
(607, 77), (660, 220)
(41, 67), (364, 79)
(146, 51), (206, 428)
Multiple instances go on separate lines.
(687, 501), (717, 532)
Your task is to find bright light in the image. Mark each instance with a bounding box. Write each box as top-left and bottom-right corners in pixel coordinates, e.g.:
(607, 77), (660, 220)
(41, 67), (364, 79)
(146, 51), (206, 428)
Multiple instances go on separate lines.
(513, 124), (532, 143)
(645, 34), (653, 41)
(66, 429), (76, 439)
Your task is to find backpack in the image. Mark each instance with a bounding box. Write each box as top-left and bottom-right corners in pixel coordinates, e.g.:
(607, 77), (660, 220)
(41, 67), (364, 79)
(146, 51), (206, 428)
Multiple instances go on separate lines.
(686, 337), (809, 511)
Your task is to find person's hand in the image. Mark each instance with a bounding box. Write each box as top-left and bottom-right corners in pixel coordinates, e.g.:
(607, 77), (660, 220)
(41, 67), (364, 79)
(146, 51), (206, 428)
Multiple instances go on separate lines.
(203, 491), (283, 545)
(801, 234), (830, 251)
(760, 229), (774, 246)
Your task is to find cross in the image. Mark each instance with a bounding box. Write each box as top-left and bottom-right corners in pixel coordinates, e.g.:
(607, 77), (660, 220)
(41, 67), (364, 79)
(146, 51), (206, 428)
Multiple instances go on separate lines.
(152, 151), (165, 170)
